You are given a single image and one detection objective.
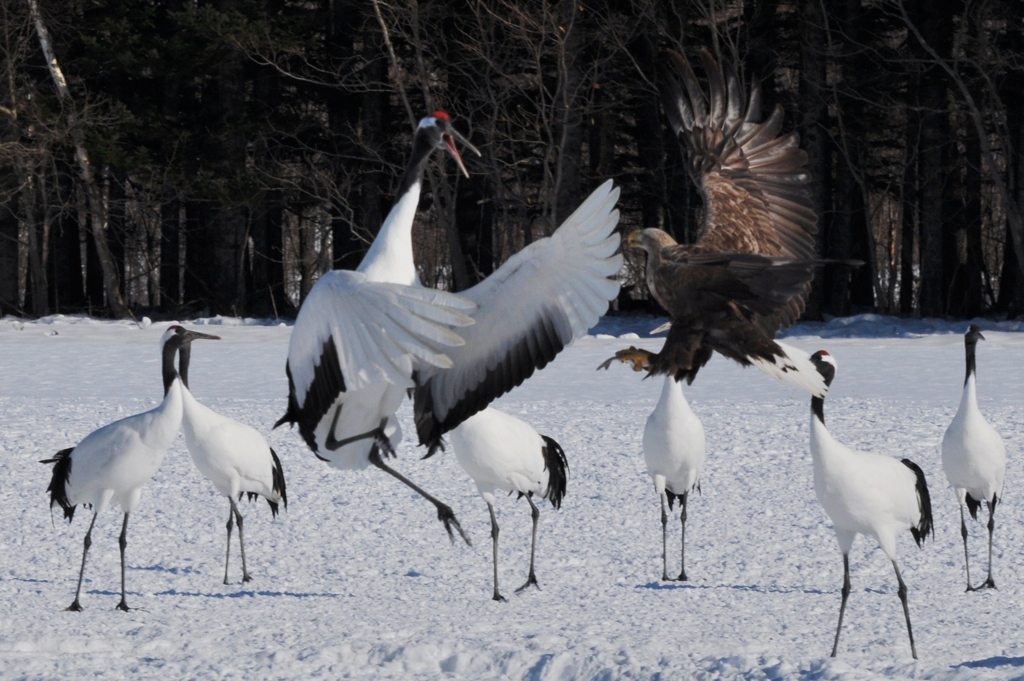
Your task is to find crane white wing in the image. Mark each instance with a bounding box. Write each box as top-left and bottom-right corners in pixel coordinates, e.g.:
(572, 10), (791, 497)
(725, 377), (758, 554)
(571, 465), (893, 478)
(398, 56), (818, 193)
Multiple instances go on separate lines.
(277, 270), (475, 448)
(414, 181), (622, 454)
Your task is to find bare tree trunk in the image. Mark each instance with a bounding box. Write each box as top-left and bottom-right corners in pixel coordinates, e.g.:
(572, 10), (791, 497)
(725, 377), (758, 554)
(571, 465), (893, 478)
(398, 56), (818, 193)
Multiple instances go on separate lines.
(800, 0), (828, 319)
(0, 190), (17, 315)
(901, 91), (919, 316)
(28, 0), (126, 317)
(907, 1), (952, 317)
(22, 173), (47, 316)
(899, 0), (1024, 289)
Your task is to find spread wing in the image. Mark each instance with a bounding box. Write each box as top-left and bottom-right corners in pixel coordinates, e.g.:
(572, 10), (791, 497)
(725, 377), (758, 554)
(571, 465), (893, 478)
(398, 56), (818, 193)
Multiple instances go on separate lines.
(414, 180), (623, 455)
(659, 48), (818, 331)
(276, 270), (476, 447)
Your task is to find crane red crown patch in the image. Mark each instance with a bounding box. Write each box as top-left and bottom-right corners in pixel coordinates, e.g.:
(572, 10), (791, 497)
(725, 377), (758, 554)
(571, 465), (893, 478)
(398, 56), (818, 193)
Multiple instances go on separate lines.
(432, 110), (451, 121)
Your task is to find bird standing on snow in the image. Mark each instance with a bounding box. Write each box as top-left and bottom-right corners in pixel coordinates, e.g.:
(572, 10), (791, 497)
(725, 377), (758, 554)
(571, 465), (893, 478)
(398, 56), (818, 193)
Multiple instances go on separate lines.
(41, 325), (219, 611)
(941, 324), (1006, 591)
(600, 49), (828, 397)
(178, 334), (287, 585)
(642, 376), (705, 582)
(445, 407), (568, 601)
(277, 112), (480, 544)
(808, 350), (932, 660)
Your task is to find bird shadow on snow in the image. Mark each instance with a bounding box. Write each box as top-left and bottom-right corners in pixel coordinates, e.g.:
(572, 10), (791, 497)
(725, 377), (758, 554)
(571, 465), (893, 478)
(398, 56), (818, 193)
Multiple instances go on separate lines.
(128, 564), (201, 575)
(635, 581), (827, 595)
(958, 657), (1024, 670)
(153, 588), (342, 599)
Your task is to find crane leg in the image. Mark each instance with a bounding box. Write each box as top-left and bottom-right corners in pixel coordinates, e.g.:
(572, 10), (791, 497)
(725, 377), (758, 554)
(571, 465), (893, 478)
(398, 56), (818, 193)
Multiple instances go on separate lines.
(981, 497), (996, 590)
(116, 513), (130, 611)
(663, 491), (671, 581)
(516, 493), (540, 592)
(830, 554), (851, 657)
(892, 560), (918, 660)
(675, 491), (689, 582)
(231, 498), (253, 583)
(959, 503), (974, 592)
(223, 503), (234, 584)
(487, 501), (505, 602)
(368, 449), (471, 546)
(66, 512), (98, 611)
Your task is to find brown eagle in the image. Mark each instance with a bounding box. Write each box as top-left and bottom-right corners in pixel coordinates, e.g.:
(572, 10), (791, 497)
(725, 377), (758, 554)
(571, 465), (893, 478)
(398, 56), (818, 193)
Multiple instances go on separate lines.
(601, 48), (828, 396)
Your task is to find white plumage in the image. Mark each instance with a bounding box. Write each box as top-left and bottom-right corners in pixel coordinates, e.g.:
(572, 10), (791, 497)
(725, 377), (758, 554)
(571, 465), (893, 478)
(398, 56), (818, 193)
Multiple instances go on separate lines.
(808, 350), (932, 660)
(941, 324), (1006, 591)
(642, 376), (705, 581)
(42, 325), (218, 611)
(278, 115), (480, 544)
(448, 407), (568, 601)
(178, 340), (287, 584)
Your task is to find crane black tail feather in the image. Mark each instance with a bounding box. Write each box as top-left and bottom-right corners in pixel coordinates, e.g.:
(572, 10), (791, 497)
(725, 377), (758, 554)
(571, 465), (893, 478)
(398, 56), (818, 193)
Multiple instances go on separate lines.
(541, 435), (569, 510)
(901, 458), (933, 546)
(40, 447), (76, 522)
(965, 492), (981, 520)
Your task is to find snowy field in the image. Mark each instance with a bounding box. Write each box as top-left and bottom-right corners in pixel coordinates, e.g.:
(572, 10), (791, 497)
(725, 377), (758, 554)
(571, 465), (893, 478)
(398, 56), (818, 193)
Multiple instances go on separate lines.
(1, 313), (1023, 680)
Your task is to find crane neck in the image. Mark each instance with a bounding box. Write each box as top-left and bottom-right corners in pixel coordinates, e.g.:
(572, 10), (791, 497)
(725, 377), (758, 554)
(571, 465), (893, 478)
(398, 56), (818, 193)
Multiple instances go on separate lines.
(659, 375), (690, 411)
(162, 341), (180, 396)
(811, 395), (825, 426)
(964, 338), (978, 387)
(356, 128), (437, 285)
(959, 372), (978, 413)
(178, 344), (191, 390)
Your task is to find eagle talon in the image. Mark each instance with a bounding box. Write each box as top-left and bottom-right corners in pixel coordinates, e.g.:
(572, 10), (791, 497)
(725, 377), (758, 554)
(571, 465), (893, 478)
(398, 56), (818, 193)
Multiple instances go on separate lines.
(596, 346), (654, 373)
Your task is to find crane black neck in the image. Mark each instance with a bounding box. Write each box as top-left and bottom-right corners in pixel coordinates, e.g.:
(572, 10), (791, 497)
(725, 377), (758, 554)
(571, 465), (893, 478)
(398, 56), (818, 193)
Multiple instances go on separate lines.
(396, 127), (439, 199)
(162, 339), (180, 396)
(179, 344), (192, 390)
(809, 352), (835, 425)
(964, 337), (978, 387)
(811, 395), (825, 424)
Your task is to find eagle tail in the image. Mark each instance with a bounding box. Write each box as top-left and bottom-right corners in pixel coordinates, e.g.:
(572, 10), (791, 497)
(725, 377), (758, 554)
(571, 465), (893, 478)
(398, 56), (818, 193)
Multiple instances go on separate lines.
(748, 341), (827, 397)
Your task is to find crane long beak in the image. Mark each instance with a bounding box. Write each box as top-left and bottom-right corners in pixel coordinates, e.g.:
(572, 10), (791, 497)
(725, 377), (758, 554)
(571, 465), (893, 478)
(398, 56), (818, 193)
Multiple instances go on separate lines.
(184, 330), (221, 342)
(442, 129), (481, 179)
(626, 230), (642, 249)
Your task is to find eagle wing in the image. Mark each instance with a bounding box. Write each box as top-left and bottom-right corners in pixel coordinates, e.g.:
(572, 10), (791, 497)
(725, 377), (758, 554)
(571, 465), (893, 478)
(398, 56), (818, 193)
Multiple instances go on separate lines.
(659, 49), (818, 331)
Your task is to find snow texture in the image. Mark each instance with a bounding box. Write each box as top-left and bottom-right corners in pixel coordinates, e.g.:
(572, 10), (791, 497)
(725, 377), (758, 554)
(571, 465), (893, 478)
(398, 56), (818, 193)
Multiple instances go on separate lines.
(1, 312), (1023, 680)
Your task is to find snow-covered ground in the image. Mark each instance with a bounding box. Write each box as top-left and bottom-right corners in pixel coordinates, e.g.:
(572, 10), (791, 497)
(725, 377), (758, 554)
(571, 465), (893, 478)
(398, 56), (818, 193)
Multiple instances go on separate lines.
(1, 313), (1022, 680)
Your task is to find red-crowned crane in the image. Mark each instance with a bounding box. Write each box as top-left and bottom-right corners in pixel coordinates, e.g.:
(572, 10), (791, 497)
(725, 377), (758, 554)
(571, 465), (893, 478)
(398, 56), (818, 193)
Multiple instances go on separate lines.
(41, 325), (220, 611)
(643, 375), (705, 581)
(808, 350), (933, 660)
(276, 112), (481, 545)
(941, 324), (1006, 591)
(278, 108), (623, 550)
(178, 334), (287, 585)
(446, 407), (568, 601)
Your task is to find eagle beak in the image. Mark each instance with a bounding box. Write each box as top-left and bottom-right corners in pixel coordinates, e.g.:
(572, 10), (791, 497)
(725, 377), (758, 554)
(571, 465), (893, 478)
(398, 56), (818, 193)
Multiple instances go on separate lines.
(626, 230), (642, 250)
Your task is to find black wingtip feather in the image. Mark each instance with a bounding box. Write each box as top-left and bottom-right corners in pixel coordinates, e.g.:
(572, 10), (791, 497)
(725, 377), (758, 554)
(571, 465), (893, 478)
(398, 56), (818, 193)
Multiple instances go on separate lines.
(41, 447), (76, 522)
(901, 459), (933, 547)
(414, 309), (567, 449)
(269, 446), (287, 512)
(540, 435), (569, 510)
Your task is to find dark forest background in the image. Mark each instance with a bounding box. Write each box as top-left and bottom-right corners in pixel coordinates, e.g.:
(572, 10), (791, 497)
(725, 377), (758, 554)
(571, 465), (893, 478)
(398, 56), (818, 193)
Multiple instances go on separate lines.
(1, 0), (1023, 321)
